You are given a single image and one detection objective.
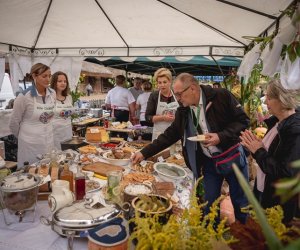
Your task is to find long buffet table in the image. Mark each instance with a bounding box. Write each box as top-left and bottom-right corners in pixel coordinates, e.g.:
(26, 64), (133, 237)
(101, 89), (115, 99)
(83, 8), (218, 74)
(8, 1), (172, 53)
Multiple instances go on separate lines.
(0, 149), (193, 250)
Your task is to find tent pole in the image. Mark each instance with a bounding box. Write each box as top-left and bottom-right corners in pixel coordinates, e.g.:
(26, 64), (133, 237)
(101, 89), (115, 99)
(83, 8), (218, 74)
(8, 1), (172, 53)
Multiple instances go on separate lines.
(33, 0), (53, 49)
(216, 0), (277, 19)
(157, 0), (246, 46)
(211, 55), (224, 78)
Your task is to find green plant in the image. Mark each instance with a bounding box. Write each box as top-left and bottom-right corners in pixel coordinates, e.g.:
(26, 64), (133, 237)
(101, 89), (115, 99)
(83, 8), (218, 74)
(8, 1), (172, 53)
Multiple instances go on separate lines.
(275, 160), (300, 204)
(129, 177), (235, 249)
(70, 74), (85, 105)
(233, 164), (300, 250)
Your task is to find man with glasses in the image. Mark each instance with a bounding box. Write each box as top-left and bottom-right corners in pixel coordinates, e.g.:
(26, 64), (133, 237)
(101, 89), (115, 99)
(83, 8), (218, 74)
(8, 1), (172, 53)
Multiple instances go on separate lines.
(132, 73), (249, 224)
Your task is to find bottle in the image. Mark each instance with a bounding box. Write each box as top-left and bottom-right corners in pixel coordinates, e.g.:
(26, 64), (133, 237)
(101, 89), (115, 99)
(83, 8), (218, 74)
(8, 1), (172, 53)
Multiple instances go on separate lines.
(75, 162), (86, 200)
(104, 118), (109, 128)
(23, 161), (30, 172)
(60, 160), (74, 192)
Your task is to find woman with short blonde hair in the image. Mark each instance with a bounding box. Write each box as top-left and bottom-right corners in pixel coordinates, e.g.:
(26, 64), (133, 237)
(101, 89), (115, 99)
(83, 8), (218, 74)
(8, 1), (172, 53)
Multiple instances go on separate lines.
(146, 68), (179, 141)
(153, 68), (172, 83)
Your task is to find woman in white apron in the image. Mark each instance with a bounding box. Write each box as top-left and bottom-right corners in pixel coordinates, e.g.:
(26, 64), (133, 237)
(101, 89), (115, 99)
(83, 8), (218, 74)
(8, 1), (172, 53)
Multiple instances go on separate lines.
(50, 71), (74, 150)
(145, 68), (179, 141)
(9, 63), (56, 168)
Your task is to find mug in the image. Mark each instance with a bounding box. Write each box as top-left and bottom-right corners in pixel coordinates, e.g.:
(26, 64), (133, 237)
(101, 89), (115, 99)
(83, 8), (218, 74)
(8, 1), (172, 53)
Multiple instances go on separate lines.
(48, 180), (75, 213)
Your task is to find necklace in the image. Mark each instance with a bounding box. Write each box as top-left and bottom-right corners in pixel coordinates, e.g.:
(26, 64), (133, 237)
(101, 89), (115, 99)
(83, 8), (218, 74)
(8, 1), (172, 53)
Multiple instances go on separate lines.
(57, 96), (66, 104)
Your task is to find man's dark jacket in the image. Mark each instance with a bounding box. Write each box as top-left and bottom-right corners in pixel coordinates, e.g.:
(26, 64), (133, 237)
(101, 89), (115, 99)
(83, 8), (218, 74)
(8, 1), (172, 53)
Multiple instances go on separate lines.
(141, 85), (249, 177)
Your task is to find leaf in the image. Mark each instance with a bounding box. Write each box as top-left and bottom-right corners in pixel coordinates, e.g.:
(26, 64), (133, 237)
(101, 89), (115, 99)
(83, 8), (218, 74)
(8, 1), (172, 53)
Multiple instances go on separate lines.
(295, 43), (300, 57)
(283, 237), (300, 250)
(291, 159), (300, 168)
(274, 178), (299, 189)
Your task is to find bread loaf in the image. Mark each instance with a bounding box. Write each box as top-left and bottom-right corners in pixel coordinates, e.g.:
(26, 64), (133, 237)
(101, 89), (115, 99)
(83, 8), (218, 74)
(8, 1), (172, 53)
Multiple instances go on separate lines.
(85, 127), (109, 142)
(82, 162), (124, 177)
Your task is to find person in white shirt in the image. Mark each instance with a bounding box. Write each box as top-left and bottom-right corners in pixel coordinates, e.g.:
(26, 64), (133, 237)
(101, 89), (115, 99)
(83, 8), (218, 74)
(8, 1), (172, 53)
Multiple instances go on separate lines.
(129, 77), (143, 101)
(85, 83), (93, 96)
(50, 71), (74, 150)
(9, 63), (55, 168)
(105, 75), (136, 123)
(136, 80), (153, 127)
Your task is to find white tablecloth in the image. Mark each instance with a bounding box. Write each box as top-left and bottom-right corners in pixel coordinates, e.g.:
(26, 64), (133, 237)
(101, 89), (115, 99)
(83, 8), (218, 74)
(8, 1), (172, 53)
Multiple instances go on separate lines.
(0, 201), (87, 250)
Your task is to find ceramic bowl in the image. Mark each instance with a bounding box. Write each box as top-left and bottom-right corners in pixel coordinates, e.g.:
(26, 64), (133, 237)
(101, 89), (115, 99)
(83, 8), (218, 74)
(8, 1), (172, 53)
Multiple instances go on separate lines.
(153, 162), (187, 182)
(123, 183), (152, 203)
(102, 151), (131, 167)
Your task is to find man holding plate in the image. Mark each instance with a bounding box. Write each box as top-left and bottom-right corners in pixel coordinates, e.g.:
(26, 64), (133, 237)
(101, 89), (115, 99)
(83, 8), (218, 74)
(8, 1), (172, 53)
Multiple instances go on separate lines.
(132, 73), (249, 224)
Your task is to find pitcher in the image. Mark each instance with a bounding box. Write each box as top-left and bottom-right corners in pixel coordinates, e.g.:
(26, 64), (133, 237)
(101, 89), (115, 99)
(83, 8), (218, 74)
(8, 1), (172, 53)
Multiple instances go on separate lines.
(48, 180), (75, 213)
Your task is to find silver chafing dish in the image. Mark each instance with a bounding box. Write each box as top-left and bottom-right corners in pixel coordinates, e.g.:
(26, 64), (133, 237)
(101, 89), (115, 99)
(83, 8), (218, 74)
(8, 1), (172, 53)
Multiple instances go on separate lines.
(41, 200), (121, 250)
(0, 173), (41, 225)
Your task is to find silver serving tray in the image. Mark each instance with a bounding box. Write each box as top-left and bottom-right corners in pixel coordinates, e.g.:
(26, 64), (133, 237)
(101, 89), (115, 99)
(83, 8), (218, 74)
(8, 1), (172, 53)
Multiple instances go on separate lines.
(52, 200), (121, 229)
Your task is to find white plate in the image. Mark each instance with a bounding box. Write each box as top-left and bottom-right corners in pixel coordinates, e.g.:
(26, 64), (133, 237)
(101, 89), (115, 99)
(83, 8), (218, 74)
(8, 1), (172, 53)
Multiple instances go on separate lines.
(187, 135), (205, 142)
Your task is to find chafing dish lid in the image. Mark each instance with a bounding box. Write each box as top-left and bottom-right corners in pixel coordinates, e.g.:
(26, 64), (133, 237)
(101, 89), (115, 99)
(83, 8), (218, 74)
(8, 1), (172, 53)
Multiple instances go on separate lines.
(0, 173), (41, 192)
(52, 201), (121, 228)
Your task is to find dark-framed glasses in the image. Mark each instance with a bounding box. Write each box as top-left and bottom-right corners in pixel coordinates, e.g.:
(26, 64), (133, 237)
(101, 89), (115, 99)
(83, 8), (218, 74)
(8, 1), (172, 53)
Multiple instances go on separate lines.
(174, 85), (191, 98)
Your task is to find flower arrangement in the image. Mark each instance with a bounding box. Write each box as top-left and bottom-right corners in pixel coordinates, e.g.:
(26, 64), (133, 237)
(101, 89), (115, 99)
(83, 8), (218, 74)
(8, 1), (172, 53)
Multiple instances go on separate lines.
(129, 178), (235, 249)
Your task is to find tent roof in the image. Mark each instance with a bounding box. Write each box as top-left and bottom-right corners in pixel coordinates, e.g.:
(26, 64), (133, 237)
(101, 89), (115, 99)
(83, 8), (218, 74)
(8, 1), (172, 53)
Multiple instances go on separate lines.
(0, 0), (295, 58)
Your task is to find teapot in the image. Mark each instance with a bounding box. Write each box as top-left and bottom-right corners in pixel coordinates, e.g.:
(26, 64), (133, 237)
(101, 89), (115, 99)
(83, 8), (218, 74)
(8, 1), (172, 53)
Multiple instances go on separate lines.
(48, 180), (75, 213)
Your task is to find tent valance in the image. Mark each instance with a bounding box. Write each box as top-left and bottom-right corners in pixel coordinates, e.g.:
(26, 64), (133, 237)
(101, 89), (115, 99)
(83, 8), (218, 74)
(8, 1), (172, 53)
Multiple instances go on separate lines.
(0, 0), (295, 58)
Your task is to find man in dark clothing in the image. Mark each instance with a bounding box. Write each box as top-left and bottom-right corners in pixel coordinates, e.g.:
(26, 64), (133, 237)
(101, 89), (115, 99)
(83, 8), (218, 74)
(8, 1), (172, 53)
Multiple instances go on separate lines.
(132, 73), (250, 223)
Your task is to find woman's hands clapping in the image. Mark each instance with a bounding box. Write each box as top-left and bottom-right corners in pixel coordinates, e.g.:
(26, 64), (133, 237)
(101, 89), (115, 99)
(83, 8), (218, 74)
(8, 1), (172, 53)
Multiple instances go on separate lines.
(240, 129), (263, 154)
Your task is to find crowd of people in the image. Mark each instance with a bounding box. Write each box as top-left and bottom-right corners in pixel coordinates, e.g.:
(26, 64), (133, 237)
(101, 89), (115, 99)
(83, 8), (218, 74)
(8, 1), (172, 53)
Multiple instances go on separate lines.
(6, 62), (300, 224)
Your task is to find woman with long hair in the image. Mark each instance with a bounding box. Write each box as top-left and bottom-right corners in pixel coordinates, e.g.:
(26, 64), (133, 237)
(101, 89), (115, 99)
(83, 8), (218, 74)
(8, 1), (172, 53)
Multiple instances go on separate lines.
(50, 71), (73, 149)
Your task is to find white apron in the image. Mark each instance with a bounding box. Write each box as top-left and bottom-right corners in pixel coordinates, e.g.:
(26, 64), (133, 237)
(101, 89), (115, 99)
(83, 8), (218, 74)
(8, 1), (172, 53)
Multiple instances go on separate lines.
(53, 96), (74, 150)
(152, 91), (179, 141)
(18, 96), (55, 168)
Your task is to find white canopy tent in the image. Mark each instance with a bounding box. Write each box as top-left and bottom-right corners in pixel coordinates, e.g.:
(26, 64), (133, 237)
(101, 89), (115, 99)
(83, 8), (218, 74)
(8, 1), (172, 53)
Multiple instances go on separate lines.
(0, 0), (295, 91)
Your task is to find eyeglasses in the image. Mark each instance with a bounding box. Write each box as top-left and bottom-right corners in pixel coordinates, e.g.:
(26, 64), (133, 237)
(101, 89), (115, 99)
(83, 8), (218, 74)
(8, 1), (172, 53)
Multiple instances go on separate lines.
(174, 85), (191, 98)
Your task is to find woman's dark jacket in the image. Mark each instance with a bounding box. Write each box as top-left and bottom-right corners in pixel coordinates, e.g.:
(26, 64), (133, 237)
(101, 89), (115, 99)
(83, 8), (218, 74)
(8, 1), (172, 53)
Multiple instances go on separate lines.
(253, 111), (300, 222)
(141, 85), (249, 177)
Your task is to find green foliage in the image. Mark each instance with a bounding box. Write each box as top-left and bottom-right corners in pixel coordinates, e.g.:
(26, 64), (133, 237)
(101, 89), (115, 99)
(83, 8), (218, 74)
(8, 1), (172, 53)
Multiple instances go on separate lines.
(70, 74), (85, 105)
(234, 164), (300, 250)
(233, 164), (283, 249)
(275, 160), (300, 204)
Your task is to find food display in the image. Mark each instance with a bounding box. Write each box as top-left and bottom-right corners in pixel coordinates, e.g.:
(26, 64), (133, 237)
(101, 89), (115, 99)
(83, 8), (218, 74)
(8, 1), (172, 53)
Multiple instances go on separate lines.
(132, 194), (172, 214)
(166, 155), (185, 166)
(85, 126), (109, 142)
(131, 161), (154, 173)
(82, 162), (124, 177)
(0, 173), (41, 212)
(124, 183), (152, 196)
(126, 140), (150, 150)
(78, 145), (98, 154)
(85, 180), (101, 193)
(99, 142), (119, 150)
(107, 148), (131, 159)
(123, 172), (155, 185)
(111, 122), (128, 129)
(123, 183), (152, 202)
(102, 148), (132, 167)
